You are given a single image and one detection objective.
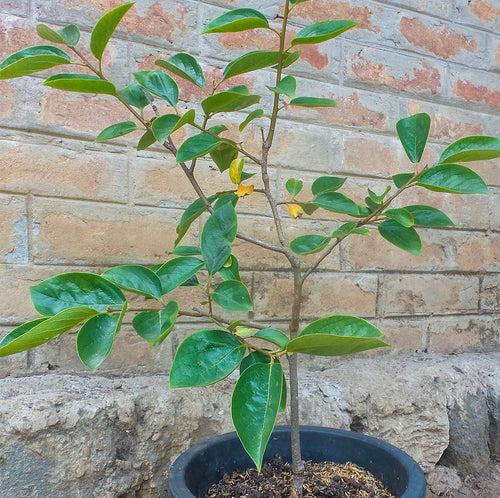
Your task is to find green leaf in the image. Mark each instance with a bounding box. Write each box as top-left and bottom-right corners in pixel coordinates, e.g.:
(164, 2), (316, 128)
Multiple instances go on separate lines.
(77, 310), (124, 371)
(43, 73), (116, 95)
(134, 70), (178, 106)
(174, 109), (196, 131)
(314, 192), (360, 216)
(311, 176), (346, 196)
(267, 75), (296, 97)
(119, 83), (152, 109)
(156, 54), (205, 87)
(286, 178), (303, 196)
(36, 24), (80, 46)
(175, 195), (217, 245)
(202, 86), (260, 115)
(290, 234), (330, 255)
(177, 132), (221, 163)
(204, 8), (269, 34)
(223, 51), (284, 80)
(280, 51), (301, 69)
(30, 272), (126, 316)
(155, 257), (204, 294)
(151, 114), (180, 143)
(0, 45), (71, 79)
(396, 113), (431, 164)
(201, 201), (237, 274)
(102, 265), (162, 299)
(0, 307), (99, 357)
(171, 245), (201, 256)
(239, 109), (265, 132)
(290, 97), (336, 107)
(240, 351), (269, 374)
(254, 328), (289, 349)
(301, 314), (383, 337)
(330, 222), (358, 238)
(219, 255), (241, 281)
(170, 330), (246, 387)
(132, 301), (178, 346)
(232, 361), (283, 471)
(404, 205), (454, 228)
(90, 2), (134, 60)
(96, 121), (137, 142)
(418, 164), (488, 194)
(137, 130), (156, 151)
(212, 280), (253, 312)
(378, 220), (422, 255)
(210, 143), (238, 172)
(384, 208), (414, 227)
(439, 136), (500, 163)
(292, 20), (357, 46)
(392, 172), (414, 188)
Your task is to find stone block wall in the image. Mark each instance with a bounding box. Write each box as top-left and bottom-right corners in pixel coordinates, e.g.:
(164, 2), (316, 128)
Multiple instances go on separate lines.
(0, 0), (499, 377)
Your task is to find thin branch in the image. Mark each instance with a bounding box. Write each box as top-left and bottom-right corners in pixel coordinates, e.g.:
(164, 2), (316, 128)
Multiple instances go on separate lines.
(179, 309), (267, 330)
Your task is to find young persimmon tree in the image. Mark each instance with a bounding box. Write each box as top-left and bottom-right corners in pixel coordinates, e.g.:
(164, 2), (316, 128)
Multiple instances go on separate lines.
(0, 1), (498, 496)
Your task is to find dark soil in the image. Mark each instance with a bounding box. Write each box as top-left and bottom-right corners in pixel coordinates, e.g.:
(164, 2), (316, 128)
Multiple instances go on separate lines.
(203, 457), (395, 498)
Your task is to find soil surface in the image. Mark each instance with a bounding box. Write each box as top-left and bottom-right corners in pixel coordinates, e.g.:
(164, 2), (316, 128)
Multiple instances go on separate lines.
(203, 457), (394, 498)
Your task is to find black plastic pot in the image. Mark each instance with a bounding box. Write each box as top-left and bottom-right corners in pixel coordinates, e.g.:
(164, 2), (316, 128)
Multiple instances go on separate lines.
(167, 425), (426, 498)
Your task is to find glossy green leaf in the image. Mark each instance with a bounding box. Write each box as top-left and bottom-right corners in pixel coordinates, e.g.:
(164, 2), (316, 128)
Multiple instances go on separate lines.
(240, 351), (269, 373)
(290, 234), (330, 255)
(177, 132), (222, 163)
(132, 301), (178, 346)
(175, 195), (217, 245)
(210, 143), (238, 172)
(151, 114), (180, 143)
(201, 201), (238, 274)
(0, 46), (71, 79)
(119, 83), (152, 109)
(77, 310), (124, 371)
(90, 2), (134, 60)
(0, 307), (99, 357)
(292, 20), (357, 46)
(36, 24), (80, 46)
(232, 361), (283, 470)
(396, 113), (431, 163)
(239, 108), (265, 131)
(202, 86), (260, 115)
(418, 164), (488, 194)
(301, 314), (383, 338)
(314, 192), (360, 216)
(170, 330), (245, 387)
(378, 220), (422, 255)
(392, 172), (414, 188)
(212, 280), (253, 312)
(96, 121), (137, 142)
(137, 130), (156, 151)
(43, 73), (116, 95)
(223, 51), (283, 80)
(155, 257), (204, 295)
(285, 178), (303, 196)
(384, 208), (414, 227)
(439, 136), (500, 163)
(404, 205), (454, 228)
(219, 255), (241, 281)
(204, 8), (269, 34)
(134, 70), (178, 106)
(290, 97), (336, 107)
(30, 272), (126, 316)
(267, 75), (296, 97)
(156, 54), (205, 87)
(330, 222), (358, 239)
(287, 334), (388, 356)
(102, 265), (162, 299)
(174, 109), (196, 131)
(311, 176), (346, 196)
(280, 51), (301, 69)
(254, 328), (289, 349)
(171, 245), (201, 256)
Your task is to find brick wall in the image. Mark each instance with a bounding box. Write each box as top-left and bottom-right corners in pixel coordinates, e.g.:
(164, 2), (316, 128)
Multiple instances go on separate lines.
(0, 0), (498, 377)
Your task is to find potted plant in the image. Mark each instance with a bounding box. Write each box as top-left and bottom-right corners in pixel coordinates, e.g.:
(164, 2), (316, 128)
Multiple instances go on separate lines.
(0, 1), (498, 497)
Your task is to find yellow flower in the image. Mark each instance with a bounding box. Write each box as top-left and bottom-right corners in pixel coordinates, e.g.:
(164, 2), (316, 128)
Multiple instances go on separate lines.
(237, 184), (254, 197)
(287, 203), (304, 219)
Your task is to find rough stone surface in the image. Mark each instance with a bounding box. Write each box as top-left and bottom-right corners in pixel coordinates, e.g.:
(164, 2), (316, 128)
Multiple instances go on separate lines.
(0, 352), (498, 498)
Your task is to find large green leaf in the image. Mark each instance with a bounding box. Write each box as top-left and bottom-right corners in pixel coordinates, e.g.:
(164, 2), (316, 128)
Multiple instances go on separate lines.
(204, 8), (269, 34)
(267, 75), (296, 98)
(119, 83), (153, 109)
(314, 192), (360, 216)
(311, 176), (346, 196)
(254, 328), (289, 349)
(177, 132), (222, 163)
(102, 265), (162, 299)
(212, 280), (253, 312)
(90, 2), (134, 60)
(287, 334), (388, 356)
(378, 220), (422, 255)
(134, 70), (179, 106)
(77, 310), (124, 371)
(290, 234), (330, 255)
(175, 195), (217, 246)
(0, 307), (99, 357)
(232, 361), (283, 470)
(155, 257), (204, 294)
(292, 20), (357, 46)
(384, 208), (414, 227)
(36, 24), (80, 46)
(30, 273), (126, 316)
(404, 205), (454, 228)
(300, 314), (383, 337)
(223, 51), (284, 80)
(202, 86), (260, 115)
(43, 73), (116, 95)
(170, 330), (246, 387)
(439, 136), (500, 163)
(96, 121), (137, 142)
(151, 114), (180, 143)
(132, 301), (178, 346)
(396, 113), (431, 164)
(210, 143), (238, 172)
(218, 255), (241, 281)
(0, 46), (71, 79)
(201, 201), (238, 274)
(290, 97), (336, 107)
(156, 54), (205, 87)
(418, 164), (488, 194)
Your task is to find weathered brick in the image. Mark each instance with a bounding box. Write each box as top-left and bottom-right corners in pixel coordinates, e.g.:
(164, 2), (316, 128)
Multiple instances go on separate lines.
(372, 317), (426, 352)
(454, 0), (500, 32)
(380, 274), (479, 316)
(480, 275), (499, 311)
(489, 190), (500, 230)
(0, 15), (38, 60)
(0, 1), (29, 16)
(0, 81), (15, 118)
(0, 327), (28, 377)
(448, 66), (500, 110)
(383, 0), (451, 18)
(0, 195), (27, 264)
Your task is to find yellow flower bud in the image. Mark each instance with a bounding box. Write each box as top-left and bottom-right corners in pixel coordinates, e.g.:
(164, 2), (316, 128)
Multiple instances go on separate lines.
(287, 203), (304, 219)
(237, 184), (254, 197)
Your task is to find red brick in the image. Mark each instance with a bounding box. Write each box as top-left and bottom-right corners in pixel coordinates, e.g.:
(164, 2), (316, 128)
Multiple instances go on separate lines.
(454, 0), (500, 31)
(449, 67), (500, 109)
